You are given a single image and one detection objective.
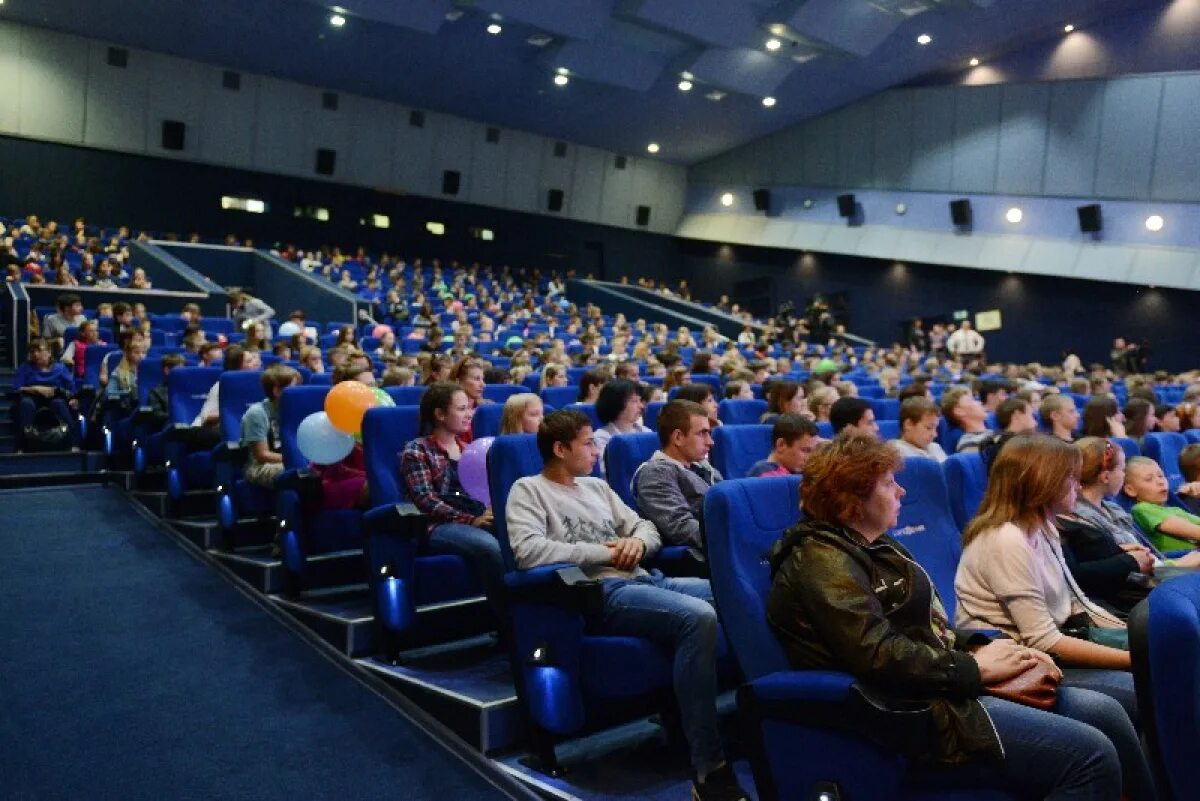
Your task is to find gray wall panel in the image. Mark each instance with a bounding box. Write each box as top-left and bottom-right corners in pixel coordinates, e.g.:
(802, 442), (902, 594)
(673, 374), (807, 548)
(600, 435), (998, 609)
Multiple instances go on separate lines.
(1094, 77), (1162, 200)
(909, 88), (956, 192)
(1150, 74), (1200, 202)
(951, 84), (1001, 194)
(1042, 81), (1105, 197)
(995, 83), (1050, 196)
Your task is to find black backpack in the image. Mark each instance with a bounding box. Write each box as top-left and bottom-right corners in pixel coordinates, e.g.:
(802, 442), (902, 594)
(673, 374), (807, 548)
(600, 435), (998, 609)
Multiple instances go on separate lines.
(23, 405), (71, 452)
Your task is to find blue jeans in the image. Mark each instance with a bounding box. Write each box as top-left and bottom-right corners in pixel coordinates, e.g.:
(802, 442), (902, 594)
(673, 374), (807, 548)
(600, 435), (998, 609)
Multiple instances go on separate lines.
(600, 573), (722, 776)
(17, 396), (79, 445)
(428, 523), (505, 612)
(1062, 668), (1154, 801)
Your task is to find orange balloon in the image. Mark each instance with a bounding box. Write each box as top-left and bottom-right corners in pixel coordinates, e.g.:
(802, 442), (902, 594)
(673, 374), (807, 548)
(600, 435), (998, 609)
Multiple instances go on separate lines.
(324, 380), (378, 435)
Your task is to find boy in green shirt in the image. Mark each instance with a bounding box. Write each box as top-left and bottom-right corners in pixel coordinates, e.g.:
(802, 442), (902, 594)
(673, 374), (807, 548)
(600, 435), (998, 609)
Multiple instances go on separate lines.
(1124, 456), (1200, 553)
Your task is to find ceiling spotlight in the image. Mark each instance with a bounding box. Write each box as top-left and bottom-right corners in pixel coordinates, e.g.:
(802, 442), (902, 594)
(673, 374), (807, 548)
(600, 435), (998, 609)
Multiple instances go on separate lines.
(765, 38), (782, 51)
(1005, 207), (1023, 224)
(1145, 215), (1165, 232)
(681, 71), (694, 81)
(916, 33), (932, 45)
(555, 67), (569, 75)
(1063, 23), (1075, 33)
(969, 57), (980, 67)
(553, 74), (569, 87)
(487, 23), (502, 35)
(678, 79), (693, 91)
(720, 193), (735, 207)
(646, 143), (660, 154)
(762, 96), (776, 107)
(705, 90), (726, 101)
(329, 13), (346, 27)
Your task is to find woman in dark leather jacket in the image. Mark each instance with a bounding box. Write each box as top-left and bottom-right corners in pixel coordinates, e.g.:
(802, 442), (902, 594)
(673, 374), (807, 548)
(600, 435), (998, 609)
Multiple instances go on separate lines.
(766, 434), (1149, 801)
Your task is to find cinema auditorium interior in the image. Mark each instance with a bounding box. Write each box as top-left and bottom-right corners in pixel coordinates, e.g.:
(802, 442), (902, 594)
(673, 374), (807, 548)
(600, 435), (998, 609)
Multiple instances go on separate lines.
(5, 1), (1200, 800)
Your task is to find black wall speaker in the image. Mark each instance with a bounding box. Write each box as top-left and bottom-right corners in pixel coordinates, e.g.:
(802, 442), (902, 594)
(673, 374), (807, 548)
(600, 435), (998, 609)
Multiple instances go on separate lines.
(161, 120), (185, 151)
(547, 189), (564, 212)
(636, 205), (651, 226)
(1077, 204), (1102, 233)
(949, 198), (972, 226)
(315, 148), (336, 176)
(753, 189), (770, 212)
(836, 194), (856, 218)
(442, 170), (460, 195)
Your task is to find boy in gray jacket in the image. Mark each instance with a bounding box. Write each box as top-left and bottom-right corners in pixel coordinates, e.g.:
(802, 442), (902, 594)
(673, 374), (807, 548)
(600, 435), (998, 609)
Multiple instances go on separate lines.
(633, 400), (722, 548)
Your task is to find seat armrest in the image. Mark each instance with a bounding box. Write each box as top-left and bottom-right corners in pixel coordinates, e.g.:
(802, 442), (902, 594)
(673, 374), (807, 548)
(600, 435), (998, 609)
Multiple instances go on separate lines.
(212, 441), (249, 467)
(503, 564), (604, 618)
(163, 423), (196, 443)
(647, 545), (708, 578)
(274, 468), (322, 499)
(363, 502), (428, 538)
(739, 671), (934, 757)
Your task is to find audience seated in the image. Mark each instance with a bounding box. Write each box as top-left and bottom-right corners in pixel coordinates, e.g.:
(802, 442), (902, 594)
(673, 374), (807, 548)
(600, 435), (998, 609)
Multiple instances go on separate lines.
(1041, 394), (1079, 443)
(941, 386), (993, 453)
(1125, 456), (1200, 553)
(499, 393), (543, 435)
(592, 378), (649, 471)
(745, 413), (818, 477)
(633, 400), (719, 548)
(240, 365), (302, 488)
(1083, 396), (1127, 439)
(766, 434), (1139, 800)
(12, 338), (78, 450)
(892, 396), (947, 462)
(505, 410), (748, 801)
(829, 396), (879, 438)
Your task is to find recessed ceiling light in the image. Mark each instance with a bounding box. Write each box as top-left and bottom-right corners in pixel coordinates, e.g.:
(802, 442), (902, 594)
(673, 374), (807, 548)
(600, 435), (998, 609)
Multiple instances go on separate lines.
(765, 38), (782, 51)
(553, 74), (569, 87)
(1145, 215), (1165, 232)
(705, 90), (726, 101)
(678, 79), (693, 91)
(486, 23), (502, 35)
(969, 57), (980, 67)
(720, 193), (735, 207)
(1005, 207), (1023, 224)
(445, 9), (464, 21)
(646, 143), (660, 154)
(1063, 24), (1075, 33)
(916, 33), (932, 45)
(329, 13), (346, 27)
(681, 71), (693, 81)
(762, 96), (776, 107)
(527, 33), (553, 47)
(555, 67), (569, 75)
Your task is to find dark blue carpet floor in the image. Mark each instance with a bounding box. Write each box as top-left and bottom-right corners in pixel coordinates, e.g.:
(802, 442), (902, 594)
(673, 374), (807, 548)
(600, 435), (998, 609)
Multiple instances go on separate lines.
(0, 486), (533, 801)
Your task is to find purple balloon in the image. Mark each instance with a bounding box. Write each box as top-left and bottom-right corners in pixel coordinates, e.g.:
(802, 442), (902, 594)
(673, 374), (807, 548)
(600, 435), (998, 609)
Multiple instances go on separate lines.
(458, 436), (494, 505)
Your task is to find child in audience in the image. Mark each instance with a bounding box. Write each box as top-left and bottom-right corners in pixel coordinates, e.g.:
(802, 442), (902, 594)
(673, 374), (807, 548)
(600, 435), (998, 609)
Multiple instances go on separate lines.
(940, 386), (993, 452)
(892, 397), (947, 462)
(1040, 394), (1079, 443)
(499, 393), (544, 435)
(747, 414), (819, 477)
(592, 378), (649, 470)
(240, 364), (302, 488)
(452, 357), (490, 442)
(13, 338), (77, 448)
(42, 292), (86, 351)
(381, 366), (414, 387)
(310, 365), (373, 510)
(807, 385), (838, 423)
(576, 369), (608, 404)
(722, 380), (754, 401)
(59, 320), (104, 384)
(829, 397), (879, 439)
(760, 380), (807, 424)
(997, 397), (1037, 435)
(1082, 396), (1125, 438)
(675, 383), (721, 429)
(1125, 456), (1200, 552)
(1122, 399), (1156, 446)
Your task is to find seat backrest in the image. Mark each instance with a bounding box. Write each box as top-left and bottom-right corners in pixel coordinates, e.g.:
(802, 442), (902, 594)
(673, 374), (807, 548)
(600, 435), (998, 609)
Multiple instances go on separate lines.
(218, 371), (266, 442)
(540, 386), (578, 409)
(384, 385), (426, 406)
(893, 457), (964, 618)
(487, 434), (545, 570)
(1143, 432), (1188, 485)
(869, 398), (900, 420)
(711, 424), (772, 480)
(82, 344), (118, 387)
(565, 402), (601, 430)
(482, 384), (523, 404)
(167, 367), (222, 425)
(943, 451), (987, 532)
(604, 431), (660, 508)
(717, 399), (767, 426)
(307, 372), (332, 386)
(473, 403), (504, 439)
(137, 358), (162, 406)
(877, 420), (900, 441)
(691, 373), (721, 392)
(644, 401), (665, 431)
(362, 405), (422, 506)
(279, 385), (330, 470)
(1112, 436), (1140, 462)
(704, 477), (803, 680)
(1185, 430), (1200, 446)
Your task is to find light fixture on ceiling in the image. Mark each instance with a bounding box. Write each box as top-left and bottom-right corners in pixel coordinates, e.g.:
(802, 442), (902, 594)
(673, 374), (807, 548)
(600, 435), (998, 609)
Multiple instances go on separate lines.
(916, 33), (932, 45)
(678, 79), (693, 91)
(705, 90), (726, 101)
(329, 12), (346, 27)
(527, 33), (553, 47)
(765, 38), (782, 51)
(646, 143), (660, 154)
(445, 9), (464, 22)
(555, 67), (569, 75)
(681, 71), (693, 81)
(1063, 23), (1075, 33)
(1005, 207), (1023, 224)
(720, 192), (735, 207)
(486, 23), (502, 35)
(1145, 215), (1165, 232)
(762, 96), (776, 107)
(969, 57), (980, 67)
(553, 73), (569, 87)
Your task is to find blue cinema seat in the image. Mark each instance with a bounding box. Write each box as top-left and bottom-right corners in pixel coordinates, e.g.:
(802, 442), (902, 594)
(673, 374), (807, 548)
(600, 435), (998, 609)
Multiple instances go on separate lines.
(361, 406), (483, 658)
(717, 399), (767, 425)
(869, 398), (900, 420)
(486, 433), (710, 771)
(943, 451), (987, 532)
(711, 424), (771, 480)
(877, 419), (900, 440)
(482, 384), (524, 404)
(1129, 575), (1200, 801)
(705, 477), (1014, 801)
(214, 371), (275, 537)
(644, 400), (665, 430)
(564, 402), (601, 430)
(540, 386), (578, 410)
(893, 456), (967, 618)
(162, 367), (223, 500)
(1112, 436), (1140, 463)
(384, 385), (426, 406)
(1142, 432), (1188, 486)
(603, 431), (659, 509)
(473, 403), (504, 439)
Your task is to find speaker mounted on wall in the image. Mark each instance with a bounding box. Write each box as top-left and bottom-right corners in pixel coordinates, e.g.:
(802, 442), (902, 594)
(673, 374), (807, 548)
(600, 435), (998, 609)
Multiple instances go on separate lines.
(315, 148), (337, 176)
(1077, 204), (1102, 234)
(547, 189), (564, 213)
(442, 170), (460, 196)
(161, 120), (186, 151)
(836, 194), (856, 218)
(949, 198), (972, 227)
(636, 205), (651, 227)
(753, 189), (771, 214)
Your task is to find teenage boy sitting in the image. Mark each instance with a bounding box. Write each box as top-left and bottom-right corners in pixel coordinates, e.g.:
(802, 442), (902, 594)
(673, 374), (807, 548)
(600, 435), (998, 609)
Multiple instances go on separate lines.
(892, 397), (947, 462)
(634, 400), (721, 548)
(829, 396), (879, 439)
(1041, 394), (1079, 443)
(1124, 456), (1200, 553)
(747, 413), (820, 476)
(240, 364), (302, 488)
(505, 410), (749, 801)
(940, 386), (993, 453)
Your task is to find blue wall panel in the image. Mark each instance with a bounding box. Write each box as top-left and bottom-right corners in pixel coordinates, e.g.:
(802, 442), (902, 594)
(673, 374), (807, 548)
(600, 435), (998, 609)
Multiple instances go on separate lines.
(872, 90), (912, 188)
(1095, 77), (1162, 200)
(1042, 81), (1104, 197)
(837, 103), (875, 188)
(995, 83), (1050, 196)
(951, 84), (1001, 193)
(803, 114), (839, 186)
(909, 88), (956, 191)
(1150, 73), (1200, 202)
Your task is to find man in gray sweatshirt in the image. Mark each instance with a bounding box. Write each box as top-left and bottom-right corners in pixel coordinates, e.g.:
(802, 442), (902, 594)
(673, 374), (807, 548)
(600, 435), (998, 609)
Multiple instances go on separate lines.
(633, 399), (722, 548)
(505, 409), (748, 801)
